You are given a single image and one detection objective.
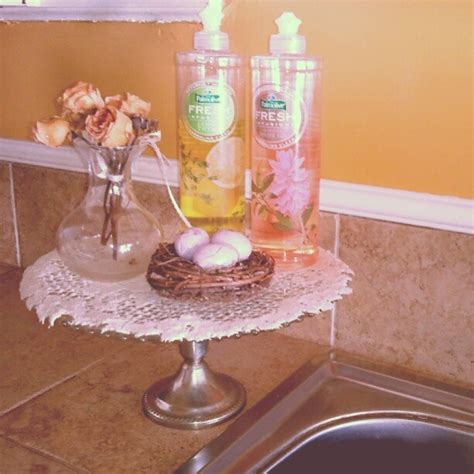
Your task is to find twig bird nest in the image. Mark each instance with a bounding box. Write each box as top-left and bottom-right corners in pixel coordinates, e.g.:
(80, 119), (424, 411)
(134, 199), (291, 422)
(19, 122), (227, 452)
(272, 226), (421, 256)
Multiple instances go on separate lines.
(147, 243), (275, 300)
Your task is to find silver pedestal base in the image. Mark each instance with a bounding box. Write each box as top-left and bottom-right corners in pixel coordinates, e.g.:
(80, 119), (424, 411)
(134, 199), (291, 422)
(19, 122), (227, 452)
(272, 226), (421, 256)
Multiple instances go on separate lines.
(142, 341), (246, 430)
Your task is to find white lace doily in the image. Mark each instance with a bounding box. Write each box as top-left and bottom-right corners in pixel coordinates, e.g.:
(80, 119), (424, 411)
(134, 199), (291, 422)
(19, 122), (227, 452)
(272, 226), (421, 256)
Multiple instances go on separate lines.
(20, 250), (352, 342)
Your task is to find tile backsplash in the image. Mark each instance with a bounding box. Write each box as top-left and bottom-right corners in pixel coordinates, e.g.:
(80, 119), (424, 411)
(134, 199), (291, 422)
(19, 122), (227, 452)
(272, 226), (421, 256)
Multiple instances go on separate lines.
(1, 163), (472, 388)
(11, 165), (179, 268)
(0, 163), (17, 266)
(336, 216), (473, 387)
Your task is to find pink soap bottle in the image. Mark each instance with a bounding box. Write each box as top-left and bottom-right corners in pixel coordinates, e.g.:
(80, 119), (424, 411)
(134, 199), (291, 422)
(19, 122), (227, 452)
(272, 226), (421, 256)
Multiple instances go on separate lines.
(250, 12), (322, 269)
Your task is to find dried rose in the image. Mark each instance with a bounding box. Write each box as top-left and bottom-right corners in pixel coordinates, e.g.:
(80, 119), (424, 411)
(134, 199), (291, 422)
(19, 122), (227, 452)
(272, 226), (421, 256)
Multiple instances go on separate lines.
(84, 108), (111, 143)
(85, 106), (134, 147)
(102, 109), (134, 147)
(33, 118), (71, 148)
(122, 93), (151, 117)
(59, 81), (105, 114)
(105, 92), (151, 117)
(103, 94), (122, 110)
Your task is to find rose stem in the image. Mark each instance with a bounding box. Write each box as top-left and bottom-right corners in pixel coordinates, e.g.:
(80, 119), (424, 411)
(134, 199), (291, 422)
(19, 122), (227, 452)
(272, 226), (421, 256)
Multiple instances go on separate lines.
(100, 148), (114, 246)
(108, 140), (135, 258)
(110, 154), (122, 260)
(100, 181), (112, 245)
(111, 193), (119, 260)
(111, 148), (131, 261)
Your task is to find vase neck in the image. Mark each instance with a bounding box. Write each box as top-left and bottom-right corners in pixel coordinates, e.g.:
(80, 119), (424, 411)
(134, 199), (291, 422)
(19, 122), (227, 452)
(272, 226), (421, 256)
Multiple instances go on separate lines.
(72, 140), (144, 188)
(88, 147), (135, 186)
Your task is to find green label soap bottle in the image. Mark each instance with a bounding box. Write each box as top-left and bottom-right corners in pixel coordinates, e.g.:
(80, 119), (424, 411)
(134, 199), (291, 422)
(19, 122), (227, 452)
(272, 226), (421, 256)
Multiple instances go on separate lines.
(250, 12), (322, 269)
(176, 0), (246, 232)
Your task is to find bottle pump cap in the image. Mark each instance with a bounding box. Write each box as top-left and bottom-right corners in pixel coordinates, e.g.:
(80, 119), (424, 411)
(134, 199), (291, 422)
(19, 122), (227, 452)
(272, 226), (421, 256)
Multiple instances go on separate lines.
(270, 12), (306, 55)
(194, 0), (229, 51)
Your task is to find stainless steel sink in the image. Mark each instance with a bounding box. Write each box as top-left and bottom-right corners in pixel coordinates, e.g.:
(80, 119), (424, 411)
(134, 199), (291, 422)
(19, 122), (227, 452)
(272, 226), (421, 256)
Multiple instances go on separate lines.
(177, 352), (474, 473)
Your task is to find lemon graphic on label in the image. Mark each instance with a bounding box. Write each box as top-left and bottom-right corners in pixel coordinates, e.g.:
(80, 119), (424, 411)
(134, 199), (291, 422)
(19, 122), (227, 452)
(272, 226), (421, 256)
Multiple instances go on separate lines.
(192, 137), (245, 217)
(206, 137), (245, 189)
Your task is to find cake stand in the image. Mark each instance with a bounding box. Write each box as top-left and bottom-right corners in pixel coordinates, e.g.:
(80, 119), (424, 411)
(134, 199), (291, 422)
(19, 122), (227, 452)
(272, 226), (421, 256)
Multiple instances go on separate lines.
(20, 249), (352, 430)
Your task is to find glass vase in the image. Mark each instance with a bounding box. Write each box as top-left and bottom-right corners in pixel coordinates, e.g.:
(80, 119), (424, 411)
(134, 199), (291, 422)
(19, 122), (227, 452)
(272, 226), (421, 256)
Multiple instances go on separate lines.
(56, 138), (162, 282)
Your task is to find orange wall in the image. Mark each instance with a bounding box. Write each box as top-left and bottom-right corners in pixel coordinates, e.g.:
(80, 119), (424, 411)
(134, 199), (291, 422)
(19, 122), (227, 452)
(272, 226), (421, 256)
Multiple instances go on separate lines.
(0, 1), (472, 198)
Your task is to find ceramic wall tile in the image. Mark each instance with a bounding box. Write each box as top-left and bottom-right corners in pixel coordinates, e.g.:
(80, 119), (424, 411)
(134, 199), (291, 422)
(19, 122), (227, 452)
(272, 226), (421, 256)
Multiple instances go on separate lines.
(335, 215), (473, 387)
(280, 212), (337, 346)
(0, 163), (17, 266)
(13, 165), (88, 267)
(134, 181), (181, 241)
(0, 262), (17, 277)
(12, 165), (179, 267)
(11, 162), (473, 389)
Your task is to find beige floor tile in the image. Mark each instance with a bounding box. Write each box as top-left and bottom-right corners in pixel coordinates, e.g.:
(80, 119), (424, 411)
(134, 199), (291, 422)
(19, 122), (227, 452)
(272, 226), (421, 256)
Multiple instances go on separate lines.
(0, 436), (79, 474)
(0, 332), (323, 473)
(0, 270), (132, 415)
(0, 163), (17, 266)
(335, 216), (473, 387)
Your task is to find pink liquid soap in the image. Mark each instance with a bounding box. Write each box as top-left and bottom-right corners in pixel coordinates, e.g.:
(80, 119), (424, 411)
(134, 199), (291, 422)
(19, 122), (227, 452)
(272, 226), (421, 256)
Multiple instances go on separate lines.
(250, 12), (322, 269)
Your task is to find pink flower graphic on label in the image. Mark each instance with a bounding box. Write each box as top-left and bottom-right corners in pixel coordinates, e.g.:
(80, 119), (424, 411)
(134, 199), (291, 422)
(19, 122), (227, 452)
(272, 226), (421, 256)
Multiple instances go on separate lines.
(268, 149), (311, 217)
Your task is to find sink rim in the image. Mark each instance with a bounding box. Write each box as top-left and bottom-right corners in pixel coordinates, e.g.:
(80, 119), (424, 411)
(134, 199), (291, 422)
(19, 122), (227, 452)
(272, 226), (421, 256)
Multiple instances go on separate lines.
(176, 351), (474, 474)
(265, 415), (474, 474)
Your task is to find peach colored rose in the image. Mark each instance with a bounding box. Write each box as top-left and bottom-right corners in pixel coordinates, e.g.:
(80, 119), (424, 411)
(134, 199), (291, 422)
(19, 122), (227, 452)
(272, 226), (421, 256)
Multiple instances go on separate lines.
(84, 108), (113, 143)
(60, 81), (105, 114)
(33, 118), (71, 148)
(104, 94), (122, 110)
(105, 92), (151, 117)
(102, 108), (134, 147)
(85, 106), (134, 147)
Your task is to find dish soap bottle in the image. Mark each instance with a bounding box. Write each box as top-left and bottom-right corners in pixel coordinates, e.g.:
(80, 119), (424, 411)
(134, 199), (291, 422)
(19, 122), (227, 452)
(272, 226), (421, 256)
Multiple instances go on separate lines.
(250, 12), (322, 269)
(176, 0), (246, 233)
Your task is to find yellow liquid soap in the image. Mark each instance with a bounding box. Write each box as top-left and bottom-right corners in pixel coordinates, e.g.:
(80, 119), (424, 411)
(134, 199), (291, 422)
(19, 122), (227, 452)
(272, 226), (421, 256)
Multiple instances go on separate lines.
(176, 43), (245, 234)
(178, 118), (246, 233)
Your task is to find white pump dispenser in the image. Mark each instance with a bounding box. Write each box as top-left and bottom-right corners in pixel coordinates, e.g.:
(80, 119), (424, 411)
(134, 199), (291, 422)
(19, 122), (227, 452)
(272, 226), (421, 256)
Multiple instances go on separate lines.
(194, 0), (229, 51)
(270, 12), (306, 55)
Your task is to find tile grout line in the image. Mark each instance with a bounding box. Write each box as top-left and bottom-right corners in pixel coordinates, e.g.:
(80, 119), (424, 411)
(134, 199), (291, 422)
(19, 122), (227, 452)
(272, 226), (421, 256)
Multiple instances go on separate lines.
(8, 163), (22, 268)
(0, 433), (90, 473)
(0, 356), (108, 419)
(330, 214), (341, 347)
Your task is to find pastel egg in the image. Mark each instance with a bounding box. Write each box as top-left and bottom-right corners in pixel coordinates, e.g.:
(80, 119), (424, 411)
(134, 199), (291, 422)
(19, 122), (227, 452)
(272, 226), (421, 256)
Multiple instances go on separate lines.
(211, 230), (252, 261)
(174, 227), (210, 260)
(192, 243), (239, 270)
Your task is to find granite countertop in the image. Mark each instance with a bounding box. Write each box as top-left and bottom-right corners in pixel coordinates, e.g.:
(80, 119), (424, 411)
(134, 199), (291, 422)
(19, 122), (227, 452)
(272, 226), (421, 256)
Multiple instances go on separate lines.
(0, 264), (328, 473)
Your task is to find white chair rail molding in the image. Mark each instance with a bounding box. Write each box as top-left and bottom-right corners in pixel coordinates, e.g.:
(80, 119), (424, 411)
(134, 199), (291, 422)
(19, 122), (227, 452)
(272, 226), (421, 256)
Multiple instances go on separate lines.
(1, 137), (472, 235)
(0, 0), (206, 22)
